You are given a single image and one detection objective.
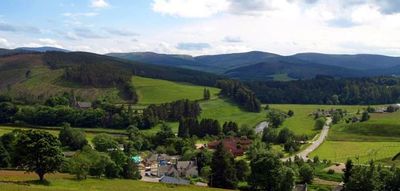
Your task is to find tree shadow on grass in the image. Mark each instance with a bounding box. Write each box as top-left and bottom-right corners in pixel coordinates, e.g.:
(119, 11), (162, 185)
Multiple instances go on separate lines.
(0, 179), (51, 186)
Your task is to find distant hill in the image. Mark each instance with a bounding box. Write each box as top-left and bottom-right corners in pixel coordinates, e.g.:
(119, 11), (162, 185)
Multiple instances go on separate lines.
(107, 51), (280, 73)
(108, 51), (400, 81)
(225, 57), (360, 80)
(0, 46), (69, 56)
(0, 48), (33, 56)
(195, 51), (279, 73)
(0, 51), (223, 103)
(292, 53), (400, 70)
(16, 46), (70, 53)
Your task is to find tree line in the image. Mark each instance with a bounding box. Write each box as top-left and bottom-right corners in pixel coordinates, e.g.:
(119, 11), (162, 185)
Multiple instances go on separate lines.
(342, 159), (400, 190)
(216, 79), (261, 112)
(246, 76), (400, 105)
(0, 94), (203, 130)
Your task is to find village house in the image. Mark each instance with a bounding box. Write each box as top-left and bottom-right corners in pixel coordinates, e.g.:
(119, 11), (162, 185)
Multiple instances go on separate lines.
(208, 137), (252, 157)
(159, 175), (190, 185)
(157, 160), (198, 178)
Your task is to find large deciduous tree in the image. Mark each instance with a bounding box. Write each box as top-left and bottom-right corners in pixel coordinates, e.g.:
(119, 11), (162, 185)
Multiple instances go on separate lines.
(59, 123), (88, 150)
(15, 130), (64, 181)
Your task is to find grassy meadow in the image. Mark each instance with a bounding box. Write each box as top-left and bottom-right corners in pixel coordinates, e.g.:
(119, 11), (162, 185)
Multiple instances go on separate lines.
(311, 109), (400, 164)
(0, 170), (228, 191)
(200, 98), (266, 128)
(310, 141), (400, 163)
(132, 76), (220, 105)
(270, 104), (363, 137)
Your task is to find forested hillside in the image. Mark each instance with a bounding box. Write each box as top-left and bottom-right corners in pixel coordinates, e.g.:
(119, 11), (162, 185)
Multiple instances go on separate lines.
(0, 52), (224, 103)
(247, 76), (400, 104)
(109, 51), (400, 81)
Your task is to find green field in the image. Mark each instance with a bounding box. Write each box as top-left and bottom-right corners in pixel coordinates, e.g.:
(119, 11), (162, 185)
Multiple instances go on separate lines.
(310, 141), (400, 163)
(329, 112), (400, 142)
(0, 170), (227, 191)
(200, 98), (266, 128)
(133, 76), (220, 105)
(270, 104), (362, 137)
(311, 110), (400, 164)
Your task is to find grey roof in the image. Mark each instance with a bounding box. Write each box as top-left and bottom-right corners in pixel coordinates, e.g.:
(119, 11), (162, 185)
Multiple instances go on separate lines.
(76, 102), (92, 108)
(159, 176), (190, 185)
(176, 161), (197, 171)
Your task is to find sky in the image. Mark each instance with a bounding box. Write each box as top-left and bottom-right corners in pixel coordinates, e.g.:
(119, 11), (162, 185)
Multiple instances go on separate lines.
(0, 0), (400, 56)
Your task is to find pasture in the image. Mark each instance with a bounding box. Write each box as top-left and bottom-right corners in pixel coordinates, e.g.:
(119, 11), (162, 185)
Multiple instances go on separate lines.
(0, 170), (227, 191)
(270, 104), (362, 137)
(199, 98), (266, 128)
(309, 141), (400, 164)
(328, 111), (400, 142)
(132, 76), (220, 105)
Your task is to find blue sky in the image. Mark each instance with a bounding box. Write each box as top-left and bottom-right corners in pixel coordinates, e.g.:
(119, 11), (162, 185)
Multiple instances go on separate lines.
(0, 0), (400, 56)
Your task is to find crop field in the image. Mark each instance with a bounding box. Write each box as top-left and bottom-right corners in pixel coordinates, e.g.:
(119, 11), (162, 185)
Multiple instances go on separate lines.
(310, 141), (400, 163)
(0, 170), (227, 191)
(270, 104), (362, 137)
(132, 76), (220, 105)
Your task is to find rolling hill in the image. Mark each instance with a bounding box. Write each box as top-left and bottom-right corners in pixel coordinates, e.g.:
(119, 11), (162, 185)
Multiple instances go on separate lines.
(0, 51), (223, 103)
(293, 53), (400, 70)
(224, 57), (360, 80)
(108, 51), (400, 81)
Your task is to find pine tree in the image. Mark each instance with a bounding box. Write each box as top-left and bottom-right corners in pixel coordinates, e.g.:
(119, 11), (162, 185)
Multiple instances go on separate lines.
(343, 159), (353, 184)
(209, 143), (237, 189)
(204, 88), (211, 100)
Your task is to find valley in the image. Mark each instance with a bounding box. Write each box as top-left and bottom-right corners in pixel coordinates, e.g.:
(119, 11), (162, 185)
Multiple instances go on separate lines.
(0, 51), (400, 191)
(2, 1), (400, 190)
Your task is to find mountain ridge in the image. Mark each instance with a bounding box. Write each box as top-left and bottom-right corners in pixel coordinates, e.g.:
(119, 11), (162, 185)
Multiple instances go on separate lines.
(107, 50), (400, 80)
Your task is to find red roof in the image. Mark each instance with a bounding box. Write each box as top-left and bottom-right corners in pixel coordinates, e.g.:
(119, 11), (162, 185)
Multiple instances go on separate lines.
(208, 137), (252, 157)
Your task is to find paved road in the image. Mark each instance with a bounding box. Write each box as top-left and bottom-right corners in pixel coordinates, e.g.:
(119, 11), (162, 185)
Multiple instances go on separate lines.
(255, 121), (269, 134)
(283, 117), (332, 161)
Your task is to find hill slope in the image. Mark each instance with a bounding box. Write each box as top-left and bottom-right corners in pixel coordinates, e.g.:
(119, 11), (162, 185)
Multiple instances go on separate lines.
(225, 57), (360, 80)
(0, 52), (223, 103)
(108, 51), (400, 81)
(133, 76), (220, 104)
(293, 53), (400, 70)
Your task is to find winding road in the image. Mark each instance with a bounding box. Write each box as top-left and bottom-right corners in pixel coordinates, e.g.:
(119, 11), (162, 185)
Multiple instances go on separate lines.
(283, 117), (332, 161)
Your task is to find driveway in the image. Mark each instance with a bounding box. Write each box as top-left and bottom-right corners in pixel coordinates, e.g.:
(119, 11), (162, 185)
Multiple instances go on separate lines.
(283, 117), (332, 161)
(255, 121), (269, 134)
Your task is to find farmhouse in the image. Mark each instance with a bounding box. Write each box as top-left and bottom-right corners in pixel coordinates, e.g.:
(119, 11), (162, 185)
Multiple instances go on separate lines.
(157, 160), (198, 178)
(208, 137), (252, 157)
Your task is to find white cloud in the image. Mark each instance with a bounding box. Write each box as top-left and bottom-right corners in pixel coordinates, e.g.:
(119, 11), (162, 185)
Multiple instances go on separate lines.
(223, 36), (242, 43)
(0, 38), (10, 48)
(23, 38), (63, 48)
(63, 12), (98, 17)
(152, 0), (229, 18)
(91, 0), (109, 8)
